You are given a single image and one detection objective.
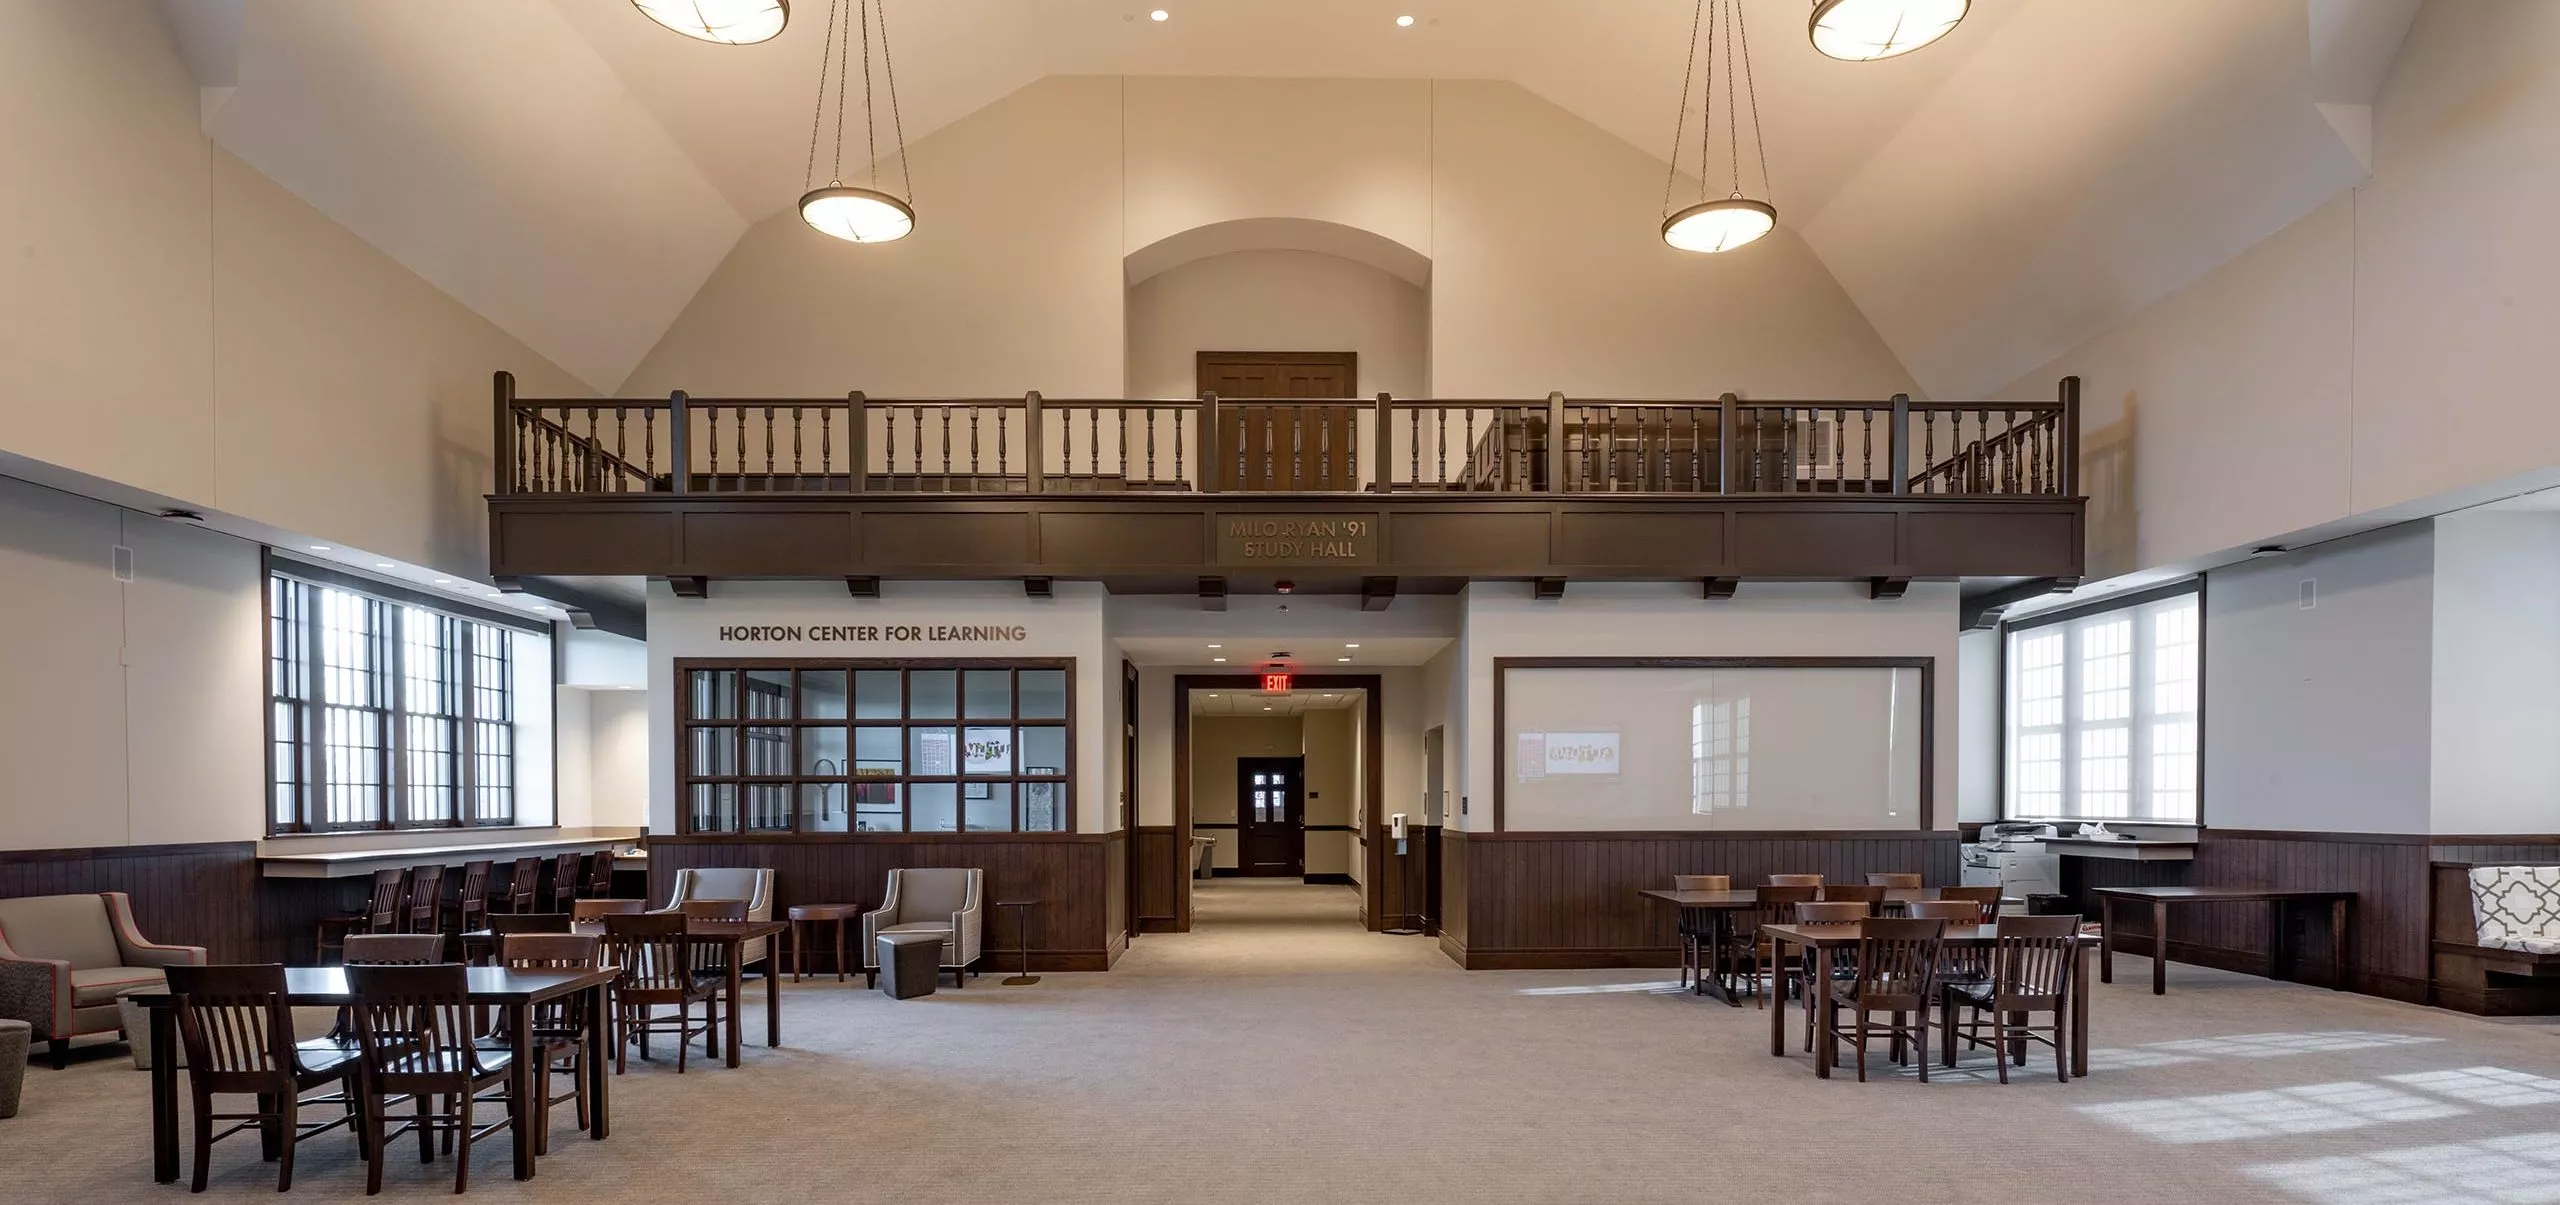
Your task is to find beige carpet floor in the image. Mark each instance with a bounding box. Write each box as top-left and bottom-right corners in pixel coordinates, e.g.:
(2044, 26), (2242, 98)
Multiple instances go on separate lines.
(11, 879), (2560, 1202)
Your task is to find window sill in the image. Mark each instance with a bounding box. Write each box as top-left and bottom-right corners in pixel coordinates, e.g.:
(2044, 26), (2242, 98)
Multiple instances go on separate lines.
(261, 823), (565, 842)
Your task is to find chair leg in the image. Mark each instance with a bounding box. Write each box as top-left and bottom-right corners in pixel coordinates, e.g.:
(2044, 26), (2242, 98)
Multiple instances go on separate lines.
(363, 1090), (387, 1196)
(416, 1090), (435, 1163)
(675, 1005), (688, 1075)
(1993, 1013), (2011, 1085)
(189, 1088), (215, 1193)
(276, 1094), (301, 1192)
(1855, 1006), (1870, 1083)
(452, 1088), (472, 1195)
(49, 1038), (68, 1070)
(2054, 1009), (2070, 1084)
(1914, 1011), (1930, 1084)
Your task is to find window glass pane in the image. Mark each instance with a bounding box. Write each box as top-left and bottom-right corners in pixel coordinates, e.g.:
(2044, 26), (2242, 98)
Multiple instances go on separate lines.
(744, 726), (792, 776)
(853, 670), (902, 719)
(964, 669), (1012, 719)
(852, 783), (904, 832)
(690, 725), (736, 776)
(966, 783), (1014, 832)
(800, 725), (847, 778)
(1019, 726), (1067, 776)
(909, 670), (958, 719)
(689, 670), (738, 720)
(910, 727), (957, 776)
(962, 726), (1013, 775)
(853, 727), (902, 777)
(911, 782), (959, 832)
(690, 783), (738, 833)
(1020, 669), (1068, 719)
(745, 669), (794, 720)
(1022, 782), (1066, 831)
(801, 782), (850, 833)
(744, 784), (793, 832)
(2079, 618), (2132, 723)
(800, 670), (848, 719)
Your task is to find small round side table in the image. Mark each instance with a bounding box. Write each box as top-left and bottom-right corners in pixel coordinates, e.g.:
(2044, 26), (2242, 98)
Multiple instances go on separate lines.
(995, 899), (1041, 986)
(787, 903), (865, 982)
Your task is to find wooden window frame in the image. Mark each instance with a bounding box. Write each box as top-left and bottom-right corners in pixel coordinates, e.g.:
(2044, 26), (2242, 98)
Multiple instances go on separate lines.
(674, 657), (1076, 838)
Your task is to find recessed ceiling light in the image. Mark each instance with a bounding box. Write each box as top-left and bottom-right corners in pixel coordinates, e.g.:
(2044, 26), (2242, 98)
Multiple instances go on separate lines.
(1212, 657), (1227, 663)
(434, 578), (450, 585)
(1337, 657), (1352, 662)
(1207, 643), (1222, 649)
(374, 562), (393, 569)
(309, 545), (330, 552)
(1396, 14), (1414, 26)
(1344, 643), (1360, 648)
(1150, 9), (1169, 20)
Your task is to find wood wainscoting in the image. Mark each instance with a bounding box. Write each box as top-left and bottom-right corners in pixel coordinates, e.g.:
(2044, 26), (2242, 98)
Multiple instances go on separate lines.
(2062, 829), (2560, 1008)
(1133, 825), (1184, 933)
(0, 841), (262, 961)
(1434, 830), (1960, 970)
(647, 833), (1128, 972)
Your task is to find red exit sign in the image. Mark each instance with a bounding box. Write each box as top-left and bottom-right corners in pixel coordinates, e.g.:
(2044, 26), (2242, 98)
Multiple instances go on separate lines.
(1261, 672), (1293, 693)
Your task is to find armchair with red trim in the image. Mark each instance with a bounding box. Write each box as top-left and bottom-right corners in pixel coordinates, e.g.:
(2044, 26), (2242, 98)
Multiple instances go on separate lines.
(0, 892), (206, 1068)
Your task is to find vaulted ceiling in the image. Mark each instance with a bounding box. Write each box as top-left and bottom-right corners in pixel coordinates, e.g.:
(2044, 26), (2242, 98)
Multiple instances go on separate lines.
(155, 0), (2420, 398)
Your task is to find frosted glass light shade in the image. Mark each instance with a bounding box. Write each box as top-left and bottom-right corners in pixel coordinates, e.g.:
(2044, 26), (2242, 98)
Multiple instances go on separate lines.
(1809, 0), (1968, 61)
(1661, 198), (1776, 254)
(800, 186), (914, 243)
(632, 0), (789, 45)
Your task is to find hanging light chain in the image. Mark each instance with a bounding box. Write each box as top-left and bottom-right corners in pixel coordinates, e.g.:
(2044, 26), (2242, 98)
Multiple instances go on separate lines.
(1722, 0), (1740, 198)
(803, 0), (842, 191)
(877, 0), (912, 203)
(858, 0), (878, 187)
(1738, 0), (1771, 205)
(1701, 0), (1717, 203)
(1662, 0), (1705, 219)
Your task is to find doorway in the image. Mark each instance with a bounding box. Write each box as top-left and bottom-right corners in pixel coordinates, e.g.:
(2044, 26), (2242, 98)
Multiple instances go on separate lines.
(1173, 673), (1387, 930)
(1198, 351), (1361, 491)
(1196, 350), (1356, 399)
(1235, 757), (1307, 876)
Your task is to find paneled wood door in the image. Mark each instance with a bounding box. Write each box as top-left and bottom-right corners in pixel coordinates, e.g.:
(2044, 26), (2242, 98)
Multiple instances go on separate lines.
(1235, 756), (1307, 877)
(1199, 352), (1359, 491)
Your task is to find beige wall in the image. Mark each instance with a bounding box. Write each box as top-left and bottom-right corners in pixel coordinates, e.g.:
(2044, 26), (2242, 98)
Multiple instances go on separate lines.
(628, 77), (1918, 403)
(0, 1), (587, 577)
(1189, 715), (1303, 871)
(1301, 703), (1358, 877)
(0, 477), (264, 851)
(1126, 250), (1428, 400)
(2002, 2), (2560, 576)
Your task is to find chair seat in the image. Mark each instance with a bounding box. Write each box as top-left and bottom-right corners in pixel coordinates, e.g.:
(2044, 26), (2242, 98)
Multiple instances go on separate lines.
(294, 1042), (360, 1077)
(70, 966), (166, 1007)
(384, 1047), (511, 1076)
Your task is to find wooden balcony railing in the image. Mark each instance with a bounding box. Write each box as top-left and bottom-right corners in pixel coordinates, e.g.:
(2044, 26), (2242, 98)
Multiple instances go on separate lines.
(493, 375), (2080, 500)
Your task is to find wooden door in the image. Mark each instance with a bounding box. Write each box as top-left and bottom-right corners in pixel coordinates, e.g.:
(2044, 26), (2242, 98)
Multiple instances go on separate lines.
(1199, 352), (1359, 491)
(1235, 756), (1306, 877)
(1123, 660), (1141, 940)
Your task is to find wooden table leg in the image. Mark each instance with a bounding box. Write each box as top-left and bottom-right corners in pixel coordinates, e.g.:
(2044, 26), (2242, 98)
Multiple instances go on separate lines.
(1768, 938), (1789, 1058)
(2151, 900), (2169, 996)
(584, 983), (611, 1141)
(2072, 943), (2091, 1077)
(833, 919), (847, 983)
(2098, 896), (2114, 985)
(510, 1003), (536, 1180)
(151, 1004), (179, 1182)
(790, 919), (804, 984)
(2331, 897), (2350, 990)
(726, 945), (745, 1067)
(1814, 946), (1835, 1080)
(765, 949), (781, 1047)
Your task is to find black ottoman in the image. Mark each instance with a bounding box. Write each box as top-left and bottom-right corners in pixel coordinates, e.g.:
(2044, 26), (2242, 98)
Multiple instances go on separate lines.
(878, 931), (946, 1000)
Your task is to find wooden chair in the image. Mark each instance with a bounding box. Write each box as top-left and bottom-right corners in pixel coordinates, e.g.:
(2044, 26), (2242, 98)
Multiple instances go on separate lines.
(1793, 901), (1869, 1050)
(454, 861), (494, 935)
(490, 913), (574, 936)
(342, 933), (447, 965)
(551, 853), (584, 912)
(1910, 899), (1993, 989)
(583, 851), (617, 899)
(317, 868), (409, 963)
(1941, 914), (2078, 1083)
(166, 963), (359, 1193)
(345, 963), (517, 1195)
(402, 865), (447, 936)
(1822, 917), (1947, 1083)
(1766, 874), (1823, 887)
(1820, 883), (1886, 909)
(499, 934), (602, 1152)
(1735, 885), (1820, 1007)
(1670, 875), (1731, 988)
(1906, 899), (1982, 921)
(601, 913), (720, 1074)
(571, 899), (647, 920)
(502, 857), (543, 914)
(1940, 885), (2005, 917)
(1866, 873), (1924, 889)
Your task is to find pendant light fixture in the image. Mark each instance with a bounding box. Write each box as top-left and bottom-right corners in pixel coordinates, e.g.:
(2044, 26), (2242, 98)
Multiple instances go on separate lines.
(799, 0), (914, 243)
(631, 0), (789, 45)
(1808, 0), (1967, 61)
(1660, 0), (1777, 254)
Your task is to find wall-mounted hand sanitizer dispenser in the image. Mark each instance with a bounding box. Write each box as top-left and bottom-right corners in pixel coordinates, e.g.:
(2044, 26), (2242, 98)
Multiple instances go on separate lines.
(1390, 812), (1408, 840)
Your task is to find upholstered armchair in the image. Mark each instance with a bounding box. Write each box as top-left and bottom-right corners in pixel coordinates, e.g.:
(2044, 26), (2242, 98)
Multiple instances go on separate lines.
(0, 892), (206, 1068)
(664, 867), (777, 967)
(862, 868), (983, 988)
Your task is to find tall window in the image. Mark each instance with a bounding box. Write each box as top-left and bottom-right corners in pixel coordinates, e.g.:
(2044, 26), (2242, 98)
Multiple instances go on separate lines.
(678, 660), (1072, 835)
(2004, 585), (2200, 823)
(269, 568), (551, 833)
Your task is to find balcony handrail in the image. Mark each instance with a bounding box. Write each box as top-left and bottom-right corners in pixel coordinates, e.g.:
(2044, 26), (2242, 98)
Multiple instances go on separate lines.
(490, 373), (2081, 500)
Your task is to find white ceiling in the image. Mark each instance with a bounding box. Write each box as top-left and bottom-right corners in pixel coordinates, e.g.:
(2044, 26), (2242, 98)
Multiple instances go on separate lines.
(1190, 688), (1364, 716)
(1114, 634), (1447, 668)
(154, 0), (2418, 398)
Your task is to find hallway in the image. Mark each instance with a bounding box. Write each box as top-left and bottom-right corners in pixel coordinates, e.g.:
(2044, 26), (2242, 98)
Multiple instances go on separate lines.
(1136, 877), (1417, 974)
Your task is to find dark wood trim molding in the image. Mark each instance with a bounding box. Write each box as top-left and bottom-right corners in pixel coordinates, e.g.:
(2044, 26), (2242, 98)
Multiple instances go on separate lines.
(0, 840), (257, 865)
(1489, 656), (1935, 832)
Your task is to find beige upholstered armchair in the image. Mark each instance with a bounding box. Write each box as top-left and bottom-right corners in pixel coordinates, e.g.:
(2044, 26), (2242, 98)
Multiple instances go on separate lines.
(862, 868), (983, 988)
(0, 891), (206, 1068)
(663, 867), (777, 968)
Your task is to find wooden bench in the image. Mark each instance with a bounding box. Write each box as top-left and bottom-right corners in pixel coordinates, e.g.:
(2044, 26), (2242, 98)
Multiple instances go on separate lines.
(2430, 862), (2560, 1014)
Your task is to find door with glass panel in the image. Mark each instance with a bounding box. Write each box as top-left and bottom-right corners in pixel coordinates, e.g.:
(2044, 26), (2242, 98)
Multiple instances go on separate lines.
(1234, 757), (1306, 877)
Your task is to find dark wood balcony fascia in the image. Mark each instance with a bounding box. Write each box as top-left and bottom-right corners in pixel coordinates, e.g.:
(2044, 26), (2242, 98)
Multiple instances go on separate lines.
(486, 492), (2083, 587)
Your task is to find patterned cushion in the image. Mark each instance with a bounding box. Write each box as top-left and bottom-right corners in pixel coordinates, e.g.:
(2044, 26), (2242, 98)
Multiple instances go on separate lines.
(2470, 866), (2560, 952)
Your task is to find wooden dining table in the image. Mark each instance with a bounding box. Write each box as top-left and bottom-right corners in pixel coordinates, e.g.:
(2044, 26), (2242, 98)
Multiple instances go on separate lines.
(1758, 922), (2097, 1079)
(126, 965), (621, 1185)
(464, 919), (790, 1069)
(1636, 888), (2019, 1005)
